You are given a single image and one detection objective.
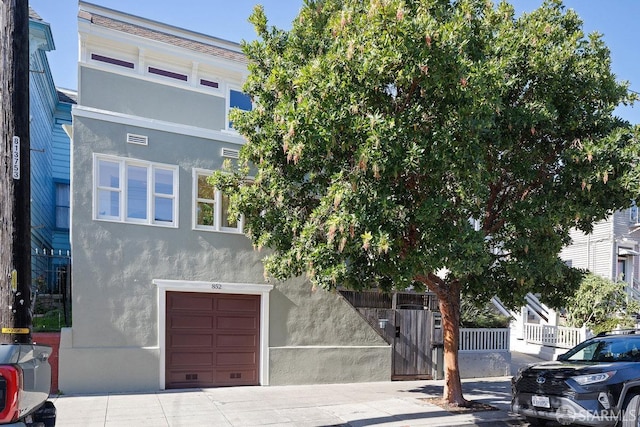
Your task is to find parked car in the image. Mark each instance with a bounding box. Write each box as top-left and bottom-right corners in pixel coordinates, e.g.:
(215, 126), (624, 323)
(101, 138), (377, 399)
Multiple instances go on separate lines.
(512, 330), (640, 426)
(0, 344), (56, 426)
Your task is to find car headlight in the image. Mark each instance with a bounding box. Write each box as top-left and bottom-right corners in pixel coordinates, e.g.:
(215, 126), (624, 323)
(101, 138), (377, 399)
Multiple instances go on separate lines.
(573, 371), (616, 385)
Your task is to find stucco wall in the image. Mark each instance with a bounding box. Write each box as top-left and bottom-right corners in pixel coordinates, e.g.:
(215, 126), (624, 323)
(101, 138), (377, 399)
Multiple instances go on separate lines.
(80, 67), (226, 131)
(269, 278), (389, 348)
(69, 117), (265, 349)
(459, 351), (511, 378)
(63, 115), (390, 392)
(270, 347), (391, 385)
(268, 277), (391, 385)
(59, 329), (161, 393)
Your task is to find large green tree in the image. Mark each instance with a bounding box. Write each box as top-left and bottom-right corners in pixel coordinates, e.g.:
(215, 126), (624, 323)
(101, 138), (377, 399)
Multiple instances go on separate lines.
(213, 0), (639, 405)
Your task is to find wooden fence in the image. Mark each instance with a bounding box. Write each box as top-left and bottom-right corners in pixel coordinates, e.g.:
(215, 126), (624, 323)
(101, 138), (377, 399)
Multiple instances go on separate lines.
(339, 290), (439, 311)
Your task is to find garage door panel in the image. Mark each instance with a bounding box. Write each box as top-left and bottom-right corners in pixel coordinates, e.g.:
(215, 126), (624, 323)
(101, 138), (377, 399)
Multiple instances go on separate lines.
(168, 369), (214, 387)
(216, 333), (257, 347)
(170, 315), (214, 329)
(214, 368), (257, 386)
(169, 351), (214, 366)
(166, 292), (260, 389)
(216, 351), (256, 366)
(216, 316), (258, 330)
(169, 333), (214, 348)
(216, 296), (260, 312)
(168, 294), (214, 311)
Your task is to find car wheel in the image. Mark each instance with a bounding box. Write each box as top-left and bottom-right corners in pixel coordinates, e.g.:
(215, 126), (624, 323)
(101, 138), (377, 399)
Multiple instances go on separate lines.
(525, 416), (547, 426)
(621, 394), (640, 427)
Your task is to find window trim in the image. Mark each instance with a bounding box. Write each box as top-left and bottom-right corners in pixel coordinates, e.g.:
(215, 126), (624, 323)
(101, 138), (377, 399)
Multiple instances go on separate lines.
(93, 154), (179, 228)
(192, 169), (243, 234)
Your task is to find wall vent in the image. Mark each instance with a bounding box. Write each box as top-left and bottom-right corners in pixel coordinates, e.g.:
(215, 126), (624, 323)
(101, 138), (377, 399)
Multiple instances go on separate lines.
(91, 53), (135, 69)
(148, 66), (188, 81)
(200, 79), (219, 89)
(221, 148), (239, 159)
(127, 133), (148, 146)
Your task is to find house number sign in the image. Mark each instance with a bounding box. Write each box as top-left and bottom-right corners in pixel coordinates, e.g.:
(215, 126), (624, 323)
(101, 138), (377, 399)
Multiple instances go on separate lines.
(211, 283), (223, 290)
(12, 137), (20, 180)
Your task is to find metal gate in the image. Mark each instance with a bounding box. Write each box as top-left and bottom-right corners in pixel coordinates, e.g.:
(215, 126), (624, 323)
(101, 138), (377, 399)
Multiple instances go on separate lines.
(32, 249), (72, 328)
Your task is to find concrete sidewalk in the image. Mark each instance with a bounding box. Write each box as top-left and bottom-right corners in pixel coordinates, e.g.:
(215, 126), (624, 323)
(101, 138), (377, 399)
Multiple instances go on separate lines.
(51, 352), (544, 426)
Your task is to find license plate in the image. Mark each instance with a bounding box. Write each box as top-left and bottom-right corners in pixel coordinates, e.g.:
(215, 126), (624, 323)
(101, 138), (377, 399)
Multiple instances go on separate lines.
(532, 395), (550, 408)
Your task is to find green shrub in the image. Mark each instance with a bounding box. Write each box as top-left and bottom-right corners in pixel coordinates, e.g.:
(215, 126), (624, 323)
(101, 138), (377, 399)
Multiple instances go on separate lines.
(460, 294), (511, 328)
(565, 273), (639, 334)
(33, 309), (65, 332)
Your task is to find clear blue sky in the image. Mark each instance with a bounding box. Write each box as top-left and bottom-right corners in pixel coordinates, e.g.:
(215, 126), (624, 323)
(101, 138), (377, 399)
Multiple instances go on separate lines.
(29, 0), (639, 124)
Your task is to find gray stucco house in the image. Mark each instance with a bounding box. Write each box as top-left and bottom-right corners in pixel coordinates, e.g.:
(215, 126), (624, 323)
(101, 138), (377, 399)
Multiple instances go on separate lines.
(60, 1), (390, 393)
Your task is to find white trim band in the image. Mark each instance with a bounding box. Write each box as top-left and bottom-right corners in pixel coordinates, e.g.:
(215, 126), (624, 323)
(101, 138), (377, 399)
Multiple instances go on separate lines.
(73, 105), (246, 145)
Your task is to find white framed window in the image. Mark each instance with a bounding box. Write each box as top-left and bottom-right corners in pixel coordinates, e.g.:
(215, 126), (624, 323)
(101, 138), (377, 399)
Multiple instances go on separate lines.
(193, 169), (243, 233)
(94, 154), (178, 227)
(226, 87), (252, 130)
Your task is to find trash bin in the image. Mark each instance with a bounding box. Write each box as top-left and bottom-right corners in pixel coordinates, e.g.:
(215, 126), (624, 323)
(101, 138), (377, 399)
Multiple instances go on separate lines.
(431, 312), (444, 380)
(432, 343), (444, 380)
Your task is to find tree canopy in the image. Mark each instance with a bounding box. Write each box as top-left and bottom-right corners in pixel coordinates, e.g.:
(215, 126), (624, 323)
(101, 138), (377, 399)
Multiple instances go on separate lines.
(213, 0), (639, 404)
(566, 273), (640, 334)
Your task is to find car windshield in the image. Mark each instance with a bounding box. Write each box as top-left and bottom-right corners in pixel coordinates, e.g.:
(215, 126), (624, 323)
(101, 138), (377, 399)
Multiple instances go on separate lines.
(561, 337), (640, 362)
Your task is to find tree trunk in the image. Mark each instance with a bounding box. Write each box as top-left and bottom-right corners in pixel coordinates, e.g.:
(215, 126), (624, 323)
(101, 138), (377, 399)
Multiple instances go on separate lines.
(438, 280), (467, 406)
(416, 274), (467, 406)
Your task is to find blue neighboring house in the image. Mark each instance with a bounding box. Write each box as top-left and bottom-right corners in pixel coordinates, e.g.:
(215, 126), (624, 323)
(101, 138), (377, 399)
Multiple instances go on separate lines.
(29, 7), (75, 301)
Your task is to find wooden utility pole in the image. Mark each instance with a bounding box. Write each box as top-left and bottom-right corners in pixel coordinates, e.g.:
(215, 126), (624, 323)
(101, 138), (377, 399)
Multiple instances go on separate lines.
(0, 0), (32, 344)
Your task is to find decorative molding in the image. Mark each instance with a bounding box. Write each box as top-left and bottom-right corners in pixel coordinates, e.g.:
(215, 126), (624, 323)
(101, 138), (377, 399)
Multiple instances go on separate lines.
(73, 105), (247, 146)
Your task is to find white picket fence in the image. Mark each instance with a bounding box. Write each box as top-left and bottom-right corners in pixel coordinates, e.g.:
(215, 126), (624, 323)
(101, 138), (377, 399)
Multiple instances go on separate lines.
(523, 323), (588, 349)
(459, 328), (510, 352)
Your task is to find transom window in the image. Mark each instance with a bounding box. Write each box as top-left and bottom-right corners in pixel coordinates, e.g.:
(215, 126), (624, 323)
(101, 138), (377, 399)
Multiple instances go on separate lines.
(94, 155), (178, 227)
(193, 170), (243, 233)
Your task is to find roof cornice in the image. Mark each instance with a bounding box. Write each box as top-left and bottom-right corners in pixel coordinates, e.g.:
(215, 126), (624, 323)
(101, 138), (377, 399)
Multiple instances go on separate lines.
(29, 14), (55, 52)
(78, 1), (245, 64)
